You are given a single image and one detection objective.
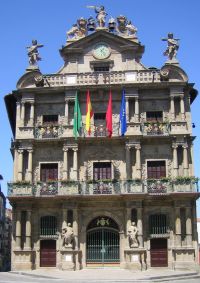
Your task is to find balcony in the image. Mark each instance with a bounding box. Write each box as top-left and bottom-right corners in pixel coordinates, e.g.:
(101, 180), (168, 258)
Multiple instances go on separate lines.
(43, 70), (161, 88)
(141, 122), (170, 136)
(34, 125), (63, 139)
(7, 178), (198, 197)
(81, 123), (120, 137)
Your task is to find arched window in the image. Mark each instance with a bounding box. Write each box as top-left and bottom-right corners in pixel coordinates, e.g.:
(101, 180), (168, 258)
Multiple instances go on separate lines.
(40, 216), (57, 237)
(149, 214), (168, 236)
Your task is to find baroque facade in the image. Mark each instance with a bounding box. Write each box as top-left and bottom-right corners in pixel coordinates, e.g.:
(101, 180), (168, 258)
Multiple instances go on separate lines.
(5, 7), (199, 271)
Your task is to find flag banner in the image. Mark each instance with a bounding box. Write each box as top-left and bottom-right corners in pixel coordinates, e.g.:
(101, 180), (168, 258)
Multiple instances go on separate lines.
(106, 90), (112, 138)
(120, 89), (127, 136)
(85, 90), (93, 135)
(73, 93), (82, 139)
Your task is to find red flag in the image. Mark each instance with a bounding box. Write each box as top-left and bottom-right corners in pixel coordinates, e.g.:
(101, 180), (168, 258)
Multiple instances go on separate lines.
(106, 90), (112, 137)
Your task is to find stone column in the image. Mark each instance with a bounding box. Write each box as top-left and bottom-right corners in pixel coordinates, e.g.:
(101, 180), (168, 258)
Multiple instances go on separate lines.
(17, 149), (24, 181)
(65, 99), (69, 125)
(137, 207), (143, 248)
(73, 148), (78, 180)
(172, 144), (178, 177)
(27, 149), (33, 182)
(62, 207), (67, 229)
(73, 208), (79, 251)
(13, 148), (18, 182)
(126, 97), (129, 122)
(25, 210), (32, 250)
(63, 146), (69, 180)
(16, 101), (21, 127)
(30, 102), (35, 126)
(185, 207), (192, 247)
(175, 207), (181, 247)
(170, 96), (175, 120)
(16, 210), (21, 249)
(126, 207), (132, 238)
(135, 145), (141, 178)
(183, 145), (189, 176)
(20, 102), (25, 127)
(135, 97), (139, 122)
(180, 95), (185, 120)
(126, 145), (131, 179)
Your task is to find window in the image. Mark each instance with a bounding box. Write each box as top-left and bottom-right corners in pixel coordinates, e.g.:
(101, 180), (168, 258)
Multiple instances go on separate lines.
(94, 66), (109, 72)
(93, 162), (111, 180)
(149, 214), (168, 235)
(40, 163), (58, 182)
(43, 115), (58, 125)
(40, 216), (57, 236)
(94, 113), (106, 123)
(146, 111), (163, 122)
(147, 161), (166, 179)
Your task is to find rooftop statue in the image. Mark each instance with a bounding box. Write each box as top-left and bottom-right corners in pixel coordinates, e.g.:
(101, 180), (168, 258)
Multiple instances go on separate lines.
(67, 18), (88, 39)
(66, 6), (138, 42)
(26, 40), (43, 66)
(108, 17), (116, 32)
(87, 5), (107, 28)
(116, 15), (128, 34)
(162, 33), (179, 61)
(126, 20), (137, 37)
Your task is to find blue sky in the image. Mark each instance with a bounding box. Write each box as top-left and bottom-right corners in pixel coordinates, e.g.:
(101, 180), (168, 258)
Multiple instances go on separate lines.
(0, 0), (200, 214)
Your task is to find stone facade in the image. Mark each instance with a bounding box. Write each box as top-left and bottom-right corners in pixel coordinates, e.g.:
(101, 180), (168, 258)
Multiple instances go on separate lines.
(0, 175), (6, 271)
(5, 9), (199, 271)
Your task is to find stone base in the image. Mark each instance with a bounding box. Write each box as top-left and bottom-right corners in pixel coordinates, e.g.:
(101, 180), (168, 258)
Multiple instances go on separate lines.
(172, 247), (197, 271)
(124, 248), (147, 271)
(60, 248), (82, 271)
(12, 250), (35, 271)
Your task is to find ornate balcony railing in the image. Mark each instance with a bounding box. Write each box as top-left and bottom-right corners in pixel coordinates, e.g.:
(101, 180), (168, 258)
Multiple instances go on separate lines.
(141, 122), (170, 136)
(34, 125), (63, 139)
(7, 178), (198, 197)
(80, 123), (120, 137)
(43, 70), (161, 87)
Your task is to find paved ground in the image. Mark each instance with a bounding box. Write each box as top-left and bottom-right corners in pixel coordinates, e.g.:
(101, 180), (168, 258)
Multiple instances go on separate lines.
(0, 268), (199, 283)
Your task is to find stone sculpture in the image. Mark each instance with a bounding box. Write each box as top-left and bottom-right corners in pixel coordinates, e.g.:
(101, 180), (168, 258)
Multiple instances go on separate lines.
(67, 18), (88, 39)
(62, 223), (74, 248)
(128, 222), (139, 248)
(108, 17), (116, 32)
(87, 5), (107, 28)
(116, 15), (128, 34)
(126, 20), (137, 37)
(27, 40), (43, 66)
(162, 33), (179, 60)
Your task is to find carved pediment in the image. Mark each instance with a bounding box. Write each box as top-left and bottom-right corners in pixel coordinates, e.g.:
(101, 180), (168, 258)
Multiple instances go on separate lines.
(160, 64), (188, 82)
(60, 30), (144, 59)
(17, 70), (44, 89)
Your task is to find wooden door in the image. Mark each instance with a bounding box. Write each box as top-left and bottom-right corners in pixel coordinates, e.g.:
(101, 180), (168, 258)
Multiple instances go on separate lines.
(40, 240), (56, 267)
(150, 238), (168, 267)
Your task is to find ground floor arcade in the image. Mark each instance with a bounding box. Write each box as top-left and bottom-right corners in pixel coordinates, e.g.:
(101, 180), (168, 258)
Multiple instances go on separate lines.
(10, 196), (199, 271)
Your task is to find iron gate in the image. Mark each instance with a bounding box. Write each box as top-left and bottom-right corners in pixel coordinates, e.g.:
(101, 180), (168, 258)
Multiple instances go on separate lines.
(86, 228), (120, 265)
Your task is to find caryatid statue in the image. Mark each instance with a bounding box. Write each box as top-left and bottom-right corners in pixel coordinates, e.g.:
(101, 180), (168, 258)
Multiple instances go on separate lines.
(26, 39), (43, 66)
(62, 223), (74, 248)
(87, 5), (107, 28)
(128, 222), (139, 248)
(162, 33), (179, 60)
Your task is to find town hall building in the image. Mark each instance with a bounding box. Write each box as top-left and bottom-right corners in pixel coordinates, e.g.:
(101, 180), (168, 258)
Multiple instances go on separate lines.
(5, 6), (199, 271)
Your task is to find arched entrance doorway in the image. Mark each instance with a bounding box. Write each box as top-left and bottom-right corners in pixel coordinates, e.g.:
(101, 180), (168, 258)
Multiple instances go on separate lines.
(86, 216), (120, 266)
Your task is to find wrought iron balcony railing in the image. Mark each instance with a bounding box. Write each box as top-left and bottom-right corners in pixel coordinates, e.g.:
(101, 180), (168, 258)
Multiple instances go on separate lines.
(141, 122), (170, 136)
(7, 178), (198, 197)
(34, 125), (63, 139)
(80, 123), (120, 137)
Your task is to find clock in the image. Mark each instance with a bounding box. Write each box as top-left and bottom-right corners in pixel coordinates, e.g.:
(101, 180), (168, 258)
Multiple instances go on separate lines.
(93, 43), (111, 60)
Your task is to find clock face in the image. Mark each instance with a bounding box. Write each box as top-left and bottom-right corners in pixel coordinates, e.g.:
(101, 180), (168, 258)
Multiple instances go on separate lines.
(93, 43), (110, 59)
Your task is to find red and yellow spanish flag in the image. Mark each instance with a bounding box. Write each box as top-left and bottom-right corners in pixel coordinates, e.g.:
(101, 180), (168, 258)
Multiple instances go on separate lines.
(85, 90), (93, 135)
